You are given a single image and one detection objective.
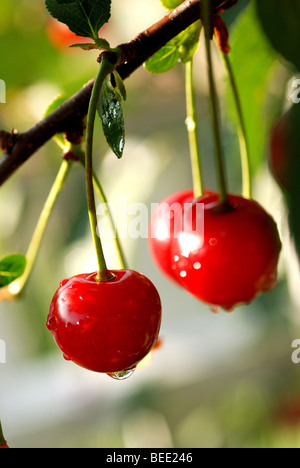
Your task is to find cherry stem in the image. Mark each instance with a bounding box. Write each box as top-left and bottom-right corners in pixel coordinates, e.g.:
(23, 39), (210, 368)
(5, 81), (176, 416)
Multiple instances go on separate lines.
(185, 59), (204, 199)
(203, 0), (228, 204)
(85, 55), (118, 282)
(8, 159), (72, 297)
(222, 52), (252, 199)
(0, 421), (7, 446)
(72, 145), (128, 270)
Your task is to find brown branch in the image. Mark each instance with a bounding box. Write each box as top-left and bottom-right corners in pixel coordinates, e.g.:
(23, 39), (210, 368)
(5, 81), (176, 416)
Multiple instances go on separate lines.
(0, 0), (235, 186)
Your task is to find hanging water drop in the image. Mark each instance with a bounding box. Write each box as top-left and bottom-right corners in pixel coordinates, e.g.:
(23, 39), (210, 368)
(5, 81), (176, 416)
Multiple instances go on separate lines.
(107, 367), (136, 380)
(209, 304), (220, 314)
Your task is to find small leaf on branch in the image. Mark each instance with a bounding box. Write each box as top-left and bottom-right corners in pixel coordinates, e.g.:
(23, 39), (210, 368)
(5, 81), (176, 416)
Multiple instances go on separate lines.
(69, 38), (111, 50)
(160, 0), (182, 9)
(178, 21), (202, 63)
(113, 71), (127, 102)
(45, 0), (111, 41)
(44, 94), (68, 149)
(70, 43), (102, 51)
(0, 255), (27, 288)
(145, 21), (201, 73)
(145, 40), (180, 74)
(97, 75), (125, 159)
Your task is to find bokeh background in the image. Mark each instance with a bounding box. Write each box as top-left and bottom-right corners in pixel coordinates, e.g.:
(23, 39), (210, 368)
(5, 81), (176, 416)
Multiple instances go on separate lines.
(1, 0), (300, 448)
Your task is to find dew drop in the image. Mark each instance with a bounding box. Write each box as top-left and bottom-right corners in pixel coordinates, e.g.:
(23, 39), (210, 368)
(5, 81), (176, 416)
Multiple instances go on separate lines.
(46, 316), (57, 331)
(63, 354), (71, 361)
(209, 305), (220, 314)
(59, 279), (68, 288)
(107, 368), (136, 380)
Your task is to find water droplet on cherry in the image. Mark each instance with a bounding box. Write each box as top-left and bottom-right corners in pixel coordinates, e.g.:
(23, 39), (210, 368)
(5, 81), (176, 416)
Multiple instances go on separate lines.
(46, 316), (57, 331)
(59, 279), (69, 288)
(209, 305), (220, 314)
(107, 368), (136, 380)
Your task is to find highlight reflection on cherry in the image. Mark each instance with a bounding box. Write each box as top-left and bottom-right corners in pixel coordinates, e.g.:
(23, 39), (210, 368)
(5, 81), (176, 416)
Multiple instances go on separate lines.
(149, 189), (194, 283)
(170, 193), (282, 311)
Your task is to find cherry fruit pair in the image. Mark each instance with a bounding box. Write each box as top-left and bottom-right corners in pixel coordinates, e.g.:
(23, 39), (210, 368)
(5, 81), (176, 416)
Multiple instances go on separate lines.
(149, 190), (282, 311)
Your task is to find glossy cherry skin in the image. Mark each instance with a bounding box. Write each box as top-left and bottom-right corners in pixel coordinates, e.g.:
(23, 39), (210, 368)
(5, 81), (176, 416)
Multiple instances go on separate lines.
(148, 189), (195, 283)
(171, 192), (282, 311)
(47, 270), (162, 373)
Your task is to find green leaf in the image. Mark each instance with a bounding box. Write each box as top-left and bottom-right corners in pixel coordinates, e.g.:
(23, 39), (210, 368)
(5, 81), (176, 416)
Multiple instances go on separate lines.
(0, 254), (27, 288)
(44, 94), (66, 117)
(44, 94), (68, 149)
(178, 21), (202, 63)
(160, 0), (182, 9)
(69, 42), (103, 51)
(145, 21), (201, 74)
(113, 70), (127, 102)
(97, 75), (125, 159)
(145, 40), (180, 74)
(45, 0), (111, 40)
(255, 0), (300, 72)
(68, 39), (111, 51)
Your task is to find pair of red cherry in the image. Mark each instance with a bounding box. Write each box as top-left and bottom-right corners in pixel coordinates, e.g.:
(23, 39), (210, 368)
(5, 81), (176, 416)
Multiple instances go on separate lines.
(149, 189), (282, 311)
(47, 188), (281, 376)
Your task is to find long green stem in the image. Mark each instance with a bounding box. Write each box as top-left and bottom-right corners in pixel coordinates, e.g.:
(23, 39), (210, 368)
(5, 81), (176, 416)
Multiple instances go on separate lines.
(185, 59), (204, 199)
(85, 57), (116, 282)
(203, 0), (228, 204)
(72, 145), (128, 270)
(9, 159), (71, 296)
(222, 52), (252, 199)
(92, 170), (128, 270)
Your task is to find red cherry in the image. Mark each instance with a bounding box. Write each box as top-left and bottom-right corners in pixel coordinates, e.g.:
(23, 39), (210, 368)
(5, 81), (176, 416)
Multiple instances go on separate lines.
(46, 18), (91, 50)
(275, 395), (300, 427)
(47, 270), (162, 375)
(0, 444), (9, 449)
(149, 189), (194, 283)
(170, 192), (282, 311)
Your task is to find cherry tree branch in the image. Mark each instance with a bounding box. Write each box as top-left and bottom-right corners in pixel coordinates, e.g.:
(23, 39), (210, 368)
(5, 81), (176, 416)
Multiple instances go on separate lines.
(0, 0), (235, 186)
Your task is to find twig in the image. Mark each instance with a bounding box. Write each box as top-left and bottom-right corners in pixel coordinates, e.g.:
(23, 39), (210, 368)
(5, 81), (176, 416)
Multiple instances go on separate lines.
(0, 0), (234, 186)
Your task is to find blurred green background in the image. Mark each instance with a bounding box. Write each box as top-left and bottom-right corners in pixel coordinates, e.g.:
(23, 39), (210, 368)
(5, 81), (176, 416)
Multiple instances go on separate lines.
(1, 0), (300, 448)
